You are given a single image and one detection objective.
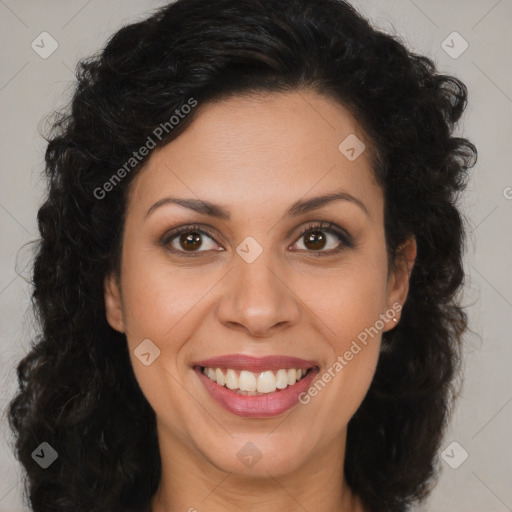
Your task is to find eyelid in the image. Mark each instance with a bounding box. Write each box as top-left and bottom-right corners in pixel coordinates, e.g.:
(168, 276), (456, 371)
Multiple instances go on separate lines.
(159, 223), (222, 249)
(160, 221), (353, 255)
(295, 221), (353, 248)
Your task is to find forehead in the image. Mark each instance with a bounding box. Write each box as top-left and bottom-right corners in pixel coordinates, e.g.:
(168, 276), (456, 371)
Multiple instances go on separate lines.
(127, 90), (383, 220)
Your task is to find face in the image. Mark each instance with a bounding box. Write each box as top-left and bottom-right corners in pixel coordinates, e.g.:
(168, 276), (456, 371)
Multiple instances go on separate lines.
(104, 90), (415, 482)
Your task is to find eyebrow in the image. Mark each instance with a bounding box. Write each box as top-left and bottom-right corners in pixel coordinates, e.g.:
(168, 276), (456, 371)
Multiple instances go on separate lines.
(145, 190), (370, 221)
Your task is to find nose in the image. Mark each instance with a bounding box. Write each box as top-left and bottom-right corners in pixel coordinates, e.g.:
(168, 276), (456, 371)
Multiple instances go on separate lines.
(216, 255), (301, 338)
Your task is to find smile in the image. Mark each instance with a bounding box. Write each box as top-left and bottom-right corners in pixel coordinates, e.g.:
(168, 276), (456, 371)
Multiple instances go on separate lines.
(201, 367), (312, 394)
(193, 354), (320, 417)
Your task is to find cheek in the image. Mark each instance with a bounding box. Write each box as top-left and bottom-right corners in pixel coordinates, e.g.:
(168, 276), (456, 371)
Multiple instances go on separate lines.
(120, 231), (390, 357)
(119, 251), (209, 431)
(294, 258), (388, 421)
(298, 257), (389, 345)
(120, 245), (210, 347)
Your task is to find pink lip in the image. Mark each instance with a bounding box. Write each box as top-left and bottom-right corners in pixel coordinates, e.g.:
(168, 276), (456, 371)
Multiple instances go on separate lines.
(193, 354), (318, 372)
(193, 354), (320, 418)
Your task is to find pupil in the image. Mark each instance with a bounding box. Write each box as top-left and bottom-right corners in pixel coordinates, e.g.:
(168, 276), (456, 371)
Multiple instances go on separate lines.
(181, 232), (202, 251)
(178, 230), (327, 252)
(305, 231), (326, 250)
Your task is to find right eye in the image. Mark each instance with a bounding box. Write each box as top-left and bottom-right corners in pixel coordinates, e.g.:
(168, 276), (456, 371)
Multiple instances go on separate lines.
(160, 223), (224, 255)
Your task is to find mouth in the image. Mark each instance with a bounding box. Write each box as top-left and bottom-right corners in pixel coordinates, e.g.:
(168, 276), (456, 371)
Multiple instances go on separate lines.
(192, 354), (320, 418)
(199, 366), (314, 395)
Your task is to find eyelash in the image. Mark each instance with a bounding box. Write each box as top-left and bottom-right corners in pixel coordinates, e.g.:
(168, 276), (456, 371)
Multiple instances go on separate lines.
(160, 221), (353, 257)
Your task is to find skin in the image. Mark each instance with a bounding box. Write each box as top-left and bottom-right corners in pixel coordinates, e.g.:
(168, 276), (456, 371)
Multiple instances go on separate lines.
(104, 89), (416, 512)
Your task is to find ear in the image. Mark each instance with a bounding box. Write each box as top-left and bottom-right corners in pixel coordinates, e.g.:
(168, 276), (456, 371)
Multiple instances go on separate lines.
(104, 271), (125, 333)
(383, 235), (417, 331)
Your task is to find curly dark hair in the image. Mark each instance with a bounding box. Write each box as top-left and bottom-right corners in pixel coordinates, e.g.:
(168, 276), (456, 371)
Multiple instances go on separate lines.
(7, 0), (477, 511)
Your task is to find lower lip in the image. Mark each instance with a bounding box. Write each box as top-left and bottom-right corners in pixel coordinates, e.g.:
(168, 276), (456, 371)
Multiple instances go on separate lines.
(195, 366), (319, 418)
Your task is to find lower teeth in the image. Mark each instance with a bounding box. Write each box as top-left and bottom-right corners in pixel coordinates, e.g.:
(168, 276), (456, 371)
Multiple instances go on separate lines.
(234, 389), (283, 395)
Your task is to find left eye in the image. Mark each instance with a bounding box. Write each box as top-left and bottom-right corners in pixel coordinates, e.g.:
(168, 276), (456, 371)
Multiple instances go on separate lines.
(291, 223), (350, 253)
(161, 222), (352, 256)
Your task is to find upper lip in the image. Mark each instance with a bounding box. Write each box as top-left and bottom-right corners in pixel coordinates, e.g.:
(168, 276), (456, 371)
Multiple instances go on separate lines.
(193, 354), (319, 372)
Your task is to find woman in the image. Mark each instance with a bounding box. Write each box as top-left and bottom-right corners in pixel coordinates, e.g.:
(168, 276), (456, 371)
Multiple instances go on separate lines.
(8, 0), (477, 511)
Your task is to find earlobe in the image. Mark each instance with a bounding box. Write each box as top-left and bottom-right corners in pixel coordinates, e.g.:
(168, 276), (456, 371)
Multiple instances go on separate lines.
(384, 236), (417, 330)
(104, 272), (125, 333)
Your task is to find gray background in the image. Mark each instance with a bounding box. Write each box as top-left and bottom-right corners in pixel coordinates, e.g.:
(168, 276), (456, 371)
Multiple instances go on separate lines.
(1, 0), (511, 510)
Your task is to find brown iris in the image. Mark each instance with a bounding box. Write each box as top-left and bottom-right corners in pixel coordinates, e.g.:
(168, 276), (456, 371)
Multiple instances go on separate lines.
(303, 230), (327, 251)
(179, 232), (203, 251)
(175, 228), (330, 253)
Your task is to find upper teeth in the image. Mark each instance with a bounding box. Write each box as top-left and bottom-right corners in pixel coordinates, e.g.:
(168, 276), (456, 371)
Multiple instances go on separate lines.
(202, 367), (308, 394)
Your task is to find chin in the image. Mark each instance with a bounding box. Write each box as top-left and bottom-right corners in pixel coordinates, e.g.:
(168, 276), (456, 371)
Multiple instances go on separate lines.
(198, 430), (316, 479)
